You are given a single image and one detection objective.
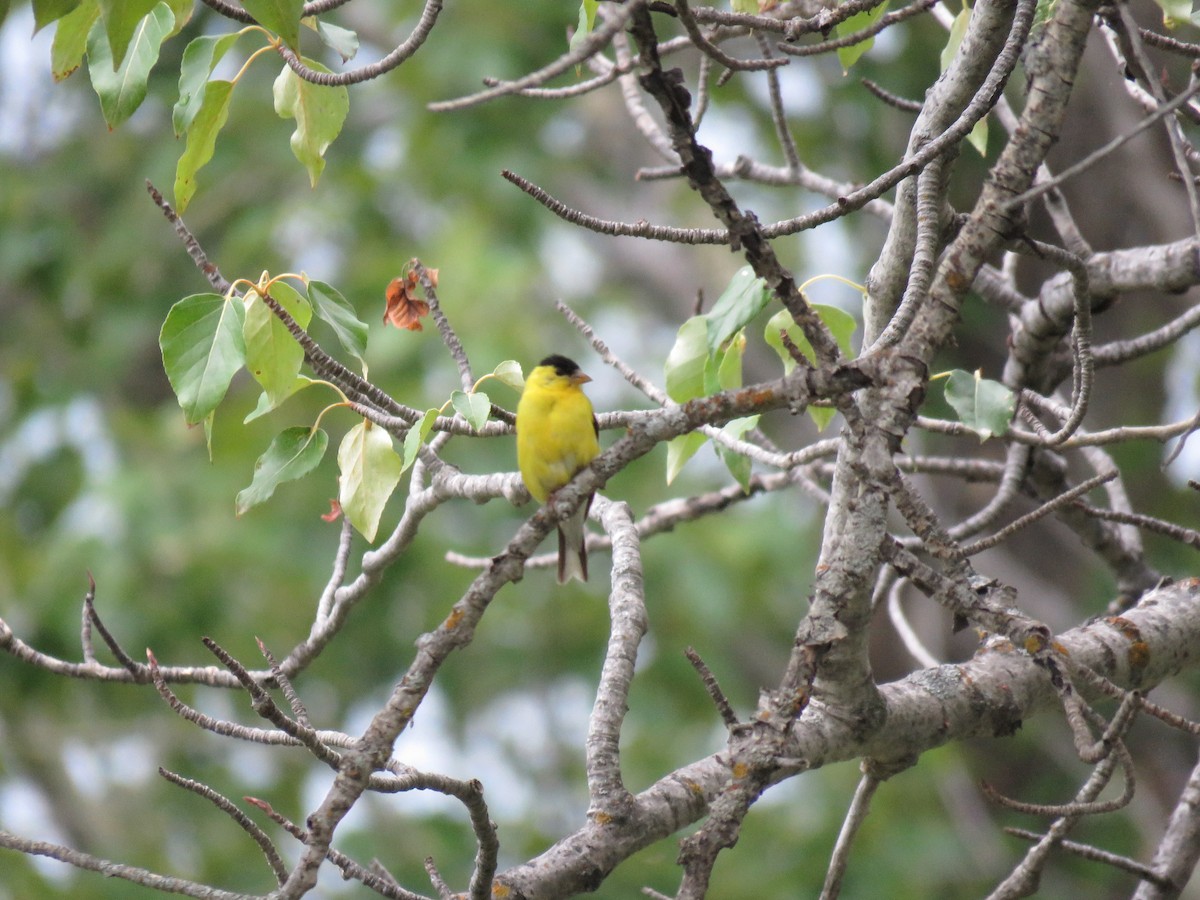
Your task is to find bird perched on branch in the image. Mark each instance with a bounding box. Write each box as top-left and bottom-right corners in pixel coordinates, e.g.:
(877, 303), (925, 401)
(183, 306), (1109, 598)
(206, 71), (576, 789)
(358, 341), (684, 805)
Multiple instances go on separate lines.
(516, 354), (600, 583)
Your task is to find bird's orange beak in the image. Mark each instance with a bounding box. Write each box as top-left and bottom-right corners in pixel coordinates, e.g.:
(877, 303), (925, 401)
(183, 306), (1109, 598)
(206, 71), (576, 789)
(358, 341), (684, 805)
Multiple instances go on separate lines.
(571, 371), (592, 385)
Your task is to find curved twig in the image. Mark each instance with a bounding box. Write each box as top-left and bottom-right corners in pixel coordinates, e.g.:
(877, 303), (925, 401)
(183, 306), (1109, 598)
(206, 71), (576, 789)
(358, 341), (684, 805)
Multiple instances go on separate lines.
(428, 1), (645, 112)
(277, 0), (444, 87)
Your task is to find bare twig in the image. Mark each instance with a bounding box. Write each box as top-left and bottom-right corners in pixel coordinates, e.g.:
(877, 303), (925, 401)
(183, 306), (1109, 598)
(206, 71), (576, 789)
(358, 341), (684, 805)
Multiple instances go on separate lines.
(777, 0), (939, 57)
(861, 78), (923, 112)
(1004, 828), (1172, 888)
(202, 637), (344, 768)
(245, 798), (433, 899)
(83, 583), (147, 679)
(820, 773), (882, 900)
(276, 0), (443, 86)
(1105, 8), (1200, 234)
(425, 857), (455, 900)
(883, 573), (941, 668)
(674, 0), (788, 72)
(316, 516), (355, 623)
(80, 571), (96, 664)
(981, 737), (1134, 817)
(957, 471), (1118, 557)
(982, 700), (1140, 882)
(0, 829), (249, 899)
(1099, 301), (1200, 367)
(148, 648), (312, 746)
(409, 258), (473, 391)
(757, 32), (800, 172)
(1071, 504), (1200, 550)
(685, 647), (740, 728)
(1006, 243), (1094, 447)
(501, 169), (730, 244)
(158, 768), (288, 885)
(1004, 76), (1200, 211)
(256, 638), (310, 726)
(870, 153), (948, 350)
(428, 1), (645, 111)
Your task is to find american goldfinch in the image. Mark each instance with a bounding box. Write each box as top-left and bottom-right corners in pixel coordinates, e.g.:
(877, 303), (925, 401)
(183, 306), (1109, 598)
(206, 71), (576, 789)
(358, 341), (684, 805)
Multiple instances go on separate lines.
(516, 355), (600, 583)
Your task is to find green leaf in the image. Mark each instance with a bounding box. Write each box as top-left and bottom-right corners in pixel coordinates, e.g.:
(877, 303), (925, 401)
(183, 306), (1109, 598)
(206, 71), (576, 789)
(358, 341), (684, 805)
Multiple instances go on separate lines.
(491, 359), (524, 391)
(706, 266), (771, 356)
(338, 421), (403, 542)
(764, 305), (857, 371)
(943, 369), (1015, 440)
(451, 390), (491, 432)
(705, 330), (744, 396)
(967, 117), (988, 157)
(943, 8), (989, 156)
(714, 415), (760, 492)
(730, 0), (759, 11)
(665, 316), (709, 403)
(940, 5), (970, 71)
(86, 2), (173, 129)
(401, 408), (439, 471)
(173, 79), (234, 213)
(244, 376), (314, 423)
(241, 0), (303, 49)
(835, 1), (889, 71)
(307, 280), (367, 364)
(1033, 0), (1057, 27)
(808, 406), (836, 432)
(96, 0), (158, 70)
(665, 316), (749, 484)
(159, 293), (247, 425)
(202, 410), (215, 460)
(703, 335), (736, 395)
(35, 0), (82, 32)
(244, 281), (312, 406)
(51, 0), (99, 82)
(666, 432), (707, 485)
(163, 0), (192, 35)
(236, 426), (328, 515)
(173, 32), (240, 136)
(569, 0), (599, 55)
(808, 406), (836, 433)
(312, 19), (359, 62)
(764, 305), (857, 431)
(1155, 0), (1191, 23)
(272, 58), (349, 186)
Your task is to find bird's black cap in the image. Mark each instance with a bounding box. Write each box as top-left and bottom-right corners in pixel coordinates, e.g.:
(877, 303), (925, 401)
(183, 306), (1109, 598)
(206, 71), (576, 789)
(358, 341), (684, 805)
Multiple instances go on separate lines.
(539, 354), (582, 376)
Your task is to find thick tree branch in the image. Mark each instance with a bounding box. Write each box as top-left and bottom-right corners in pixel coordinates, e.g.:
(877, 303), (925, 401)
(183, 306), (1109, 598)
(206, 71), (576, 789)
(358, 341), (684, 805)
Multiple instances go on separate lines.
(494, 580), (1200, 897)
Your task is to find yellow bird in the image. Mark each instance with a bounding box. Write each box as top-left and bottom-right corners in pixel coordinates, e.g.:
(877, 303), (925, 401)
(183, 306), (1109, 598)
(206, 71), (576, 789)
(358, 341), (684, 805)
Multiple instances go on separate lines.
(516, 355), (601, 583)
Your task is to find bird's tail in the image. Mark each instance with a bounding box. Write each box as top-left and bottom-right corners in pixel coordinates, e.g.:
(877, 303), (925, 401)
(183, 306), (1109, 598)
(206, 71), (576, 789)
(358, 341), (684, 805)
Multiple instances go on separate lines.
(556, 496), (592, 584)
